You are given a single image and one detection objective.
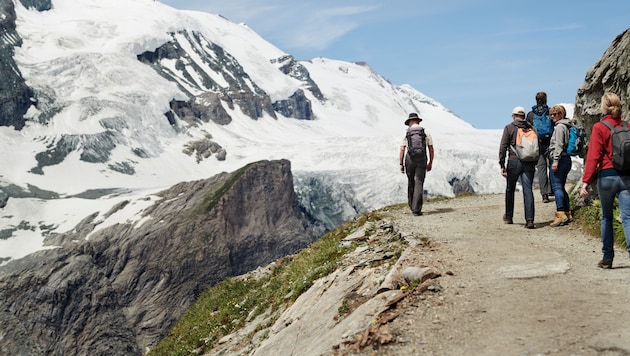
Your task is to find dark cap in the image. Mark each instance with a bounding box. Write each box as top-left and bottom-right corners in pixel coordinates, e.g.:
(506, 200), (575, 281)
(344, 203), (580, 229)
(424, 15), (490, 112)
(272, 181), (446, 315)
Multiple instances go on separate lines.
(405, 112), (422, 126)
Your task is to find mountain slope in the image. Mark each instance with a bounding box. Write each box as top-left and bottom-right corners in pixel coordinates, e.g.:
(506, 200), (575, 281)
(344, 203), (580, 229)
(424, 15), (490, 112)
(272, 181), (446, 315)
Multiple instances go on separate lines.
(1, 1), (503, 264)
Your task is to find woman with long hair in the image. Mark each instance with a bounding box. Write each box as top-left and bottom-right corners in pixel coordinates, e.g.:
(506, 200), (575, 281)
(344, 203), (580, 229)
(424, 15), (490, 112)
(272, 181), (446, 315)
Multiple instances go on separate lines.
(580, 92), (630, 268)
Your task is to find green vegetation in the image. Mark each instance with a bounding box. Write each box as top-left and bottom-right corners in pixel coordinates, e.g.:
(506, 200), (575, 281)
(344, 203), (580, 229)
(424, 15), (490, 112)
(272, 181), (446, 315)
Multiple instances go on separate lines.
(572, 195), (628, 249)
(149, 210), (386, 355)
(150, 190), (628, 356)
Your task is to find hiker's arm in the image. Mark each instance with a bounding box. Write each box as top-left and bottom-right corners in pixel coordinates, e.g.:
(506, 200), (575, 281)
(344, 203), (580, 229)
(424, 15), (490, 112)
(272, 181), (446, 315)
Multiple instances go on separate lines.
(399, 145), (406, 173)
(427, 145), (434, 172)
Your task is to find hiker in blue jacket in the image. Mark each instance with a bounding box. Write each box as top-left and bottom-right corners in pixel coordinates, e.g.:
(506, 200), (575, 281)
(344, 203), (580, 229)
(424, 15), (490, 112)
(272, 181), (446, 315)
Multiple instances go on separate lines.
(526, 92), (554, 203)
(499, 106), (536, 229)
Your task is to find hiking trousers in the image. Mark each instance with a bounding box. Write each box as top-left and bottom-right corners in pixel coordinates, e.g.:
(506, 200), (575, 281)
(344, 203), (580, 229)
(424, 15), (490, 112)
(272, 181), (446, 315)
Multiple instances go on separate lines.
(597, 170), (630, 261)
(536, 140), (552, 197)
(405, 156), (427, 214)
(505, 159), (536, 222)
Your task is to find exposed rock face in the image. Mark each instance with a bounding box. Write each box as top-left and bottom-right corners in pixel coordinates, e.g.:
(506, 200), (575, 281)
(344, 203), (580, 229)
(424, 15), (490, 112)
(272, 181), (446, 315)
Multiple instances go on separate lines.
(138, 30), (280, 123)
(574, 28), (630, 133)
(0, 0), (44, 129)
(449, 176), (475, 195)
(19, 0), (51, 11)
(271, 54), (324, 101)
(272, 89), (314, 120)
(0, 159), (318, 355)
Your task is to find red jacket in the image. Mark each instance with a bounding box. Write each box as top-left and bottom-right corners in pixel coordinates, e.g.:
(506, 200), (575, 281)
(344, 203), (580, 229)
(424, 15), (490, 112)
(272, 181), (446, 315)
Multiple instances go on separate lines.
(582, 114), (627, 184)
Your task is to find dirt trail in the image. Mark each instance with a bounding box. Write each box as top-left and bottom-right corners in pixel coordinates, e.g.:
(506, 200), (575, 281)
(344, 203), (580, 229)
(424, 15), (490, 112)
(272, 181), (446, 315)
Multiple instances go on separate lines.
(377, 190), (630, 355)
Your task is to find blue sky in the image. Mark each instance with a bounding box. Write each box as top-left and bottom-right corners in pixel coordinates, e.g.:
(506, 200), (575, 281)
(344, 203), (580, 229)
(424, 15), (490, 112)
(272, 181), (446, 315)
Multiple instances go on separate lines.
(161, 0), (630, 129)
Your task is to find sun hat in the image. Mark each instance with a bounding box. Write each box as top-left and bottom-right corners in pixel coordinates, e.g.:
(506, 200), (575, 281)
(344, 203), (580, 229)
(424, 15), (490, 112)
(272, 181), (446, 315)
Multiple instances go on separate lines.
(405, 112), (422, 126)
(511, 106), (526, 116)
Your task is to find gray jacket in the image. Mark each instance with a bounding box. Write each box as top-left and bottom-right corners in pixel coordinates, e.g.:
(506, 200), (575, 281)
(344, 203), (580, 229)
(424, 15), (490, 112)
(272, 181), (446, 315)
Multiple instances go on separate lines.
(549, 118), (572, 162)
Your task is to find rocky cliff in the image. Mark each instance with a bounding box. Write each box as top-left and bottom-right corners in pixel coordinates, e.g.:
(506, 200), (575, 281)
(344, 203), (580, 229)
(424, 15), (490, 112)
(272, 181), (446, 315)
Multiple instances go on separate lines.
(0, 159), (318, 355)
(574, 28), (630, 132)
(0, 0), (48, 129)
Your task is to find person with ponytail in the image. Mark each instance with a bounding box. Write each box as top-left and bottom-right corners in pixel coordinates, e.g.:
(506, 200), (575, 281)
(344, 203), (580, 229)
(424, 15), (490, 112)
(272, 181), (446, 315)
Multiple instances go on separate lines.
(580, 92), (630, 269)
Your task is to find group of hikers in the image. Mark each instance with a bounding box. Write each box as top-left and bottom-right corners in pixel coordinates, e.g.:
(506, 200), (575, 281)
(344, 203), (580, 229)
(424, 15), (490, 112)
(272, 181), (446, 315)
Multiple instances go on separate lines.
(399, 91), (630, 269)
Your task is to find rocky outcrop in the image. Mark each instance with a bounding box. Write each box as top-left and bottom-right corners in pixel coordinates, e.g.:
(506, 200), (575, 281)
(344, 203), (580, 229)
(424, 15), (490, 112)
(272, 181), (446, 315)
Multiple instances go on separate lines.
(449, 176), (475, 195)
(139, 30), (280, 123)
(272, 89), (314, 120)
(0, 0), (40, 129)
(0, 159), (318, 355)
(574, 28), (630, 133)
(19, 0), (51, 11)
(139, 30), (318, 125)
(270, 54), (324, 101)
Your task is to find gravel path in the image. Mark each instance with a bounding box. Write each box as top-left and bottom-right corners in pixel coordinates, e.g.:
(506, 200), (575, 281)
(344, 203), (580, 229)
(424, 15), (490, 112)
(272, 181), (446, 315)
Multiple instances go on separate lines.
(376, 190), (630, 355)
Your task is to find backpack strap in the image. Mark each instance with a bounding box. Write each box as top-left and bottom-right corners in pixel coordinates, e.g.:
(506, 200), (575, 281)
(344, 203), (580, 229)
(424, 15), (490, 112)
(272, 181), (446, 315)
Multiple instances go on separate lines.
(600, 120), (614, 131)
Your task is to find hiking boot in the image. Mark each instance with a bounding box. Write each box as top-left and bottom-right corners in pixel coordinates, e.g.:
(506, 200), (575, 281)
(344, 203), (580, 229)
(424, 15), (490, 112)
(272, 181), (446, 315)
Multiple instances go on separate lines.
(565, 211), (573, 222)
(550, 212), (569, 227)
(542, 194), (550, 203)
(597, 259), (613, 269)
(413, 211), (423, 216)
(502, 214), (513, 224)
(525, 221), (535, 229)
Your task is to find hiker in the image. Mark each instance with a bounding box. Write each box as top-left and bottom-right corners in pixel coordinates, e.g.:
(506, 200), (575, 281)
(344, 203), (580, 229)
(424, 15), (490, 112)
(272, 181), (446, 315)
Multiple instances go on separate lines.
(526, 92), (554, 203)
(548, 105), (572, 227)
(580, 92), (630, 269)
(399, 112), (434, 216)
(499, 106), (536, 229)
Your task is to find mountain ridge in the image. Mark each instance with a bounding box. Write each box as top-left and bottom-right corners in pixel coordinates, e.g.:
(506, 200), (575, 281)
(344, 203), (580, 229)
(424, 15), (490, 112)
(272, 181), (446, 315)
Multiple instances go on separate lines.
(0, 159), (319, 354)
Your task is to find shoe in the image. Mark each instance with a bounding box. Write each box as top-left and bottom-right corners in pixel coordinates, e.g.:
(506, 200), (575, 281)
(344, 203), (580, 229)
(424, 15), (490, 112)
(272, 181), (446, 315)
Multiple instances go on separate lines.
(565, 211), (573, 222)
(502, 214), (513, 224)
(597, 259), (613, 269)
(525, 221), (535, 229)
(413, 211), (423, 216)
(543, 194), (550, 203)
(550, 211), (569, 227)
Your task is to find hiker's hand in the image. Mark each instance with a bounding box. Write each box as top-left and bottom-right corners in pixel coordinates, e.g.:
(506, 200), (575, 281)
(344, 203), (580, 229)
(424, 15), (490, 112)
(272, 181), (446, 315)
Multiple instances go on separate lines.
(427, 162), (432, 172)
(400, 164), (405, 173)
(580, 183), (589, 198)
(551, 162), (558, 172)
(501, 167), (507, 178)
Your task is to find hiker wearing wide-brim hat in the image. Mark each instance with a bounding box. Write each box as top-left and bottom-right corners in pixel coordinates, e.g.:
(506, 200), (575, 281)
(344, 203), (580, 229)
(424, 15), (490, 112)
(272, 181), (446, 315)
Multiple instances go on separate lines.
(399, 112), (434, 216)
(404, 112), (423, 126)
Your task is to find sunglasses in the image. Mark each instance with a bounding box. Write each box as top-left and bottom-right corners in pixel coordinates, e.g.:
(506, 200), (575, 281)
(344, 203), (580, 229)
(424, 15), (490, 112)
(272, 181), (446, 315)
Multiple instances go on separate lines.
(550, 113), (560, 117)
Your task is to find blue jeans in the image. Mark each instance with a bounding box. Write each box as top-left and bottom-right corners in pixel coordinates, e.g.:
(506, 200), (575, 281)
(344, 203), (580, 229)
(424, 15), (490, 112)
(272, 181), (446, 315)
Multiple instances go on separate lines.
(505, 159), (536, 222)
(549, 155), (571, 211)
(597, 171), (630, 260)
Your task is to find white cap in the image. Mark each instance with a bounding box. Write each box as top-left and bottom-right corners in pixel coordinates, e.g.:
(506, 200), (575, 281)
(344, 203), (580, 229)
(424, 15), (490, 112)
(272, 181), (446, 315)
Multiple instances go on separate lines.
(512, 106), (526, 116)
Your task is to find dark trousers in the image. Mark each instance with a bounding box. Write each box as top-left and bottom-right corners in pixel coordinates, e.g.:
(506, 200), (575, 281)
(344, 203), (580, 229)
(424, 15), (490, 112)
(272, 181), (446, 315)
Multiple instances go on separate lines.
(505, 159), (536, 222)
(405, 156), (427, 214)
(536, 140), (552, 197)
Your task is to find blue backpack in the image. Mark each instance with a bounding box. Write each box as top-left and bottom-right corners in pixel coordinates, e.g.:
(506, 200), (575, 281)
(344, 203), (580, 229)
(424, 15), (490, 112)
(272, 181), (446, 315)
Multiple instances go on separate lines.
(563, 123), (586, 157)
(531, 105), (553, 139)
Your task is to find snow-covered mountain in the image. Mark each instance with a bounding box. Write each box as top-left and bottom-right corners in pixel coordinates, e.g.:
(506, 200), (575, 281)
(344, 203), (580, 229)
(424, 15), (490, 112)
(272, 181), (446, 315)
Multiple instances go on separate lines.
(1, 0), (516, 264)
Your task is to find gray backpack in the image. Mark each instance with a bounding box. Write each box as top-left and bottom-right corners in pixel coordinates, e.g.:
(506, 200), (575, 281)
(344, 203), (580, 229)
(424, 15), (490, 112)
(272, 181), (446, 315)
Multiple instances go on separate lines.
(406, 126), (427, 162)
(601, 120), (630, 173)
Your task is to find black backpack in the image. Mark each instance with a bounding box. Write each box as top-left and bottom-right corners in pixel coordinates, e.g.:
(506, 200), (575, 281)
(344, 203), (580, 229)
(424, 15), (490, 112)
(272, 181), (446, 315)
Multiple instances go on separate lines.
(406, 126), (427, 162)
(601, 120), (630, 173)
